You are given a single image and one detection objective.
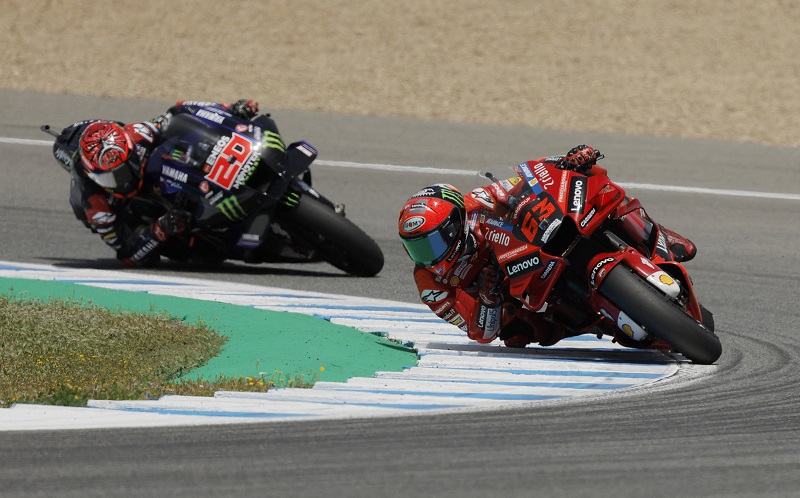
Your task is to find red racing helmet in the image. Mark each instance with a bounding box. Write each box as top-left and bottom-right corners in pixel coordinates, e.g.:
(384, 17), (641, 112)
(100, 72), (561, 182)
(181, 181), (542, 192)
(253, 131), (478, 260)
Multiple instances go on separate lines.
(79, 121), (142, 196)
(398, 184), (468, 274)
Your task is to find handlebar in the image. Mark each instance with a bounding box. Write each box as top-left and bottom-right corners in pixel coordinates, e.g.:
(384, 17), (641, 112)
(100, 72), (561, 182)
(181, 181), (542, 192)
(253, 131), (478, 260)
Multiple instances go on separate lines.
(40, 124), (59, 138)
(479, 170), (499, 183)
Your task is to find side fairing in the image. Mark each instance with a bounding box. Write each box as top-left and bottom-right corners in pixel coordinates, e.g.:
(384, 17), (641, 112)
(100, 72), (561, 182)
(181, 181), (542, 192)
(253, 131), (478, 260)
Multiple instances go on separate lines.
(481, 211), (566, 313)
(521, 159), (625, 236)
(146, 112), (289, 228)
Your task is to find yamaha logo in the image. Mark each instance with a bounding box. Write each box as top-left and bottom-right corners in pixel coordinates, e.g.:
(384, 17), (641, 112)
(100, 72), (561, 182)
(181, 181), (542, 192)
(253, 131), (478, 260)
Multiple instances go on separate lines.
(402, 216), (426, 233)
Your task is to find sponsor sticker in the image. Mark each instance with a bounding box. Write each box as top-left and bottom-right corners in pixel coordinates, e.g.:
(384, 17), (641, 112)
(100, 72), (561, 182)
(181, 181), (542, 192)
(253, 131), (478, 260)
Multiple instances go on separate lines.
(580, 206), (596, 228)
(161, 165), (188, 183)
(558, 170), (570, 204)
(297, 143), (317, 157)
(470, 188), (494, 208)
(421, 289), (448, 303)
(413, 187), (436, 197)
(497, 245), (529, 263)
(656, 233), (670, 258)
(505, 253), (543, 278)
(533, 162), (555, 187)
(483, 216), (512, 230)
(402, 216), (426, 233)
(540, 260), (557, 280)
(484, 228), (511, 246)
(133, 123), (154, 143)
(196, 109), (226, 124)
(590, 257), (616, 287)
(568, 177), (586, 214)
(540, 218), (562, 244)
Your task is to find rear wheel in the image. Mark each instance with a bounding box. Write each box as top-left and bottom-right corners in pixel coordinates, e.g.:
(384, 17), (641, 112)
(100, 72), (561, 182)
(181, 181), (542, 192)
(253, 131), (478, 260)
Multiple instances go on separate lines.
(599, 265), (722, 364)
(283, 194), (384, 277)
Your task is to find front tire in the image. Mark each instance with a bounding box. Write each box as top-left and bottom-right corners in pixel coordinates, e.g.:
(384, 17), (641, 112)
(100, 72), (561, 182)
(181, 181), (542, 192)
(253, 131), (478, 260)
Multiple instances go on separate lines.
(599, 265), (722, 364)
(283, 194), (384, 277)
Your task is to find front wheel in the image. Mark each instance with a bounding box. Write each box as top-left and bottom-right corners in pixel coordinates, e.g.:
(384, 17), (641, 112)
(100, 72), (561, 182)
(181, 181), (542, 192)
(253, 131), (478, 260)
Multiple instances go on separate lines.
(282, 193), (384, 277)
(599, 265), (722, 364)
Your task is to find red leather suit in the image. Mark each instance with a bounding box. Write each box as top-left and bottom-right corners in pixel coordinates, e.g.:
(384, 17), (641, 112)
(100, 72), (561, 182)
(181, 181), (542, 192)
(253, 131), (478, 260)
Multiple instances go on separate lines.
(411, 163), (566, 346)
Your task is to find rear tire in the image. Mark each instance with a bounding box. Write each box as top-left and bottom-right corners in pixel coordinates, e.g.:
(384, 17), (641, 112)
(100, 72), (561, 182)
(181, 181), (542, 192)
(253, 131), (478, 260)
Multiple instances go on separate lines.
(283, 194), (384, 277)
(599, 265), (722, 364)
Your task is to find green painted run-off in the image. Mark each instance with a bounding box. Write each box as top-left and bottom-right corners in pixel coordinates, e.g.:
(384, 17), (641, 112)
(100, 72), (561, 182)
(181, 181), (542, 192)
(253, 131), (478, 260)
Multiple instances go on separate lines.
(0, 277), (418, 383)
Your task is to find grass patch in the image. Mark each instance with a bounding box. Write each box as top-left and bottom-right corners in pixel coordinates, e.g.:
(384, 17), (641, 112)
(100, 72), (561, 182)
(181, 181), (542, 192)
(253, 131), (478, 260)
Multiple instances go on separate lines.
(0, 294), (314, 408)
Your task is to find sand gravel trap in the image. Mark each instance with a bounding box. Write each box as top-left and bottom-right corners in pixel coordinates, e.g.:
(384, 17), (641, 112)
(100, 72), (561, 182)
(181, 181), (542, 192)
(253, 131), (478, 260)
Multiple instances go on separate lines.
(1, 0), (797, 146)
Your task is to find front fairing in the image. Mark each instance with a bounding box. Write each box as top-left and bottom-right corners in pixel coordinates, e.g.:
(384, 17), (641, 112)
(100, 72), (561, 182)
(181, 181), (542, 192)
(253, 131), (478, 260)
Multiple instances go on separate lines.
(145, 111), (290, 228)
(485, 160), (627, 311)
(480, 210), (565, 312)
(513, 160), (625, 236)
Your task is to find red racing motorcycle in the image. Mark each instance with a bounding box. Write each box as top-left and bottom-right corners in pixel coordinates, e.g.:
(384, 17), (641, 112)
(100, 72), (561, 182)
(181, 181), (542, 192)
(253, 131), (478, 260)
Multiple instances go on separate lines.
(480, 155), (721, 364)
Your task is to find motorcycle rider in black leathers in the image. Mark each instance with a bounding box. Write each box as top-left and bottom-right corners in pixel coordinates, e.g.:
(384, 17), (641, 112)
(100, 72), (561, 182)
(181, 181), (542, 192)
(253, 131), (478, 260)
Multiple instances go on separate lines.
(58, 99), (258, 267)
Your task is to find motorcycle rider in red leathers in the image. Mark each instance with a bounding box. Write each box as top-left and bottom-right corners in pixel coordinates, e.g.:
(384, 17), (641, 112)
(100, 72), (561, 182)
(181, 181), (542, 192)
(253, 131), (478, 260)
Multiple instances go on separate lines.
(63, 99), (259, 267)
(398, 145), (697, 348)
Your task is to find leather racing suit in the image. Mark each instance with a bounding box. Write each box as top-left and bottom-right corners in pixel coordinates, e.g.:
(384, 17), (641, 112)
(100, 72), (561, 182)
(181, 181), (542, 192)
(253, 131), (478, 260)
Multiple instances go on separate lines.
(64, 100), (257, 267)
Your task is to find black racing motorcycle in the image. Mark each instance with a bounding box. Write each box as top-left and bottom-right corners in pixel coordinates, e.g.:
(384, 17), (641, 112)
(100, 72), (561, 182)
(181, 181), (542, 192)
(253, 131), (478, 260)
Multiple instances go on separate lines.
(42, 105), (384, 276)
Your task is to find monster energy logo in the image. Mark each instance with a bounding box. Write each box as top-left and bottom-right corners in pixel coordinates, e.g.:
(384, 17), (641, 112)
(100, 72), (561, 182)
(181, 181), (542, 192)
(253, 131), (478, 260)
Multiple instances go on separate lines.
(282, 191), (301, 207)
(262, 131), (286, 152)
(217, 195), (247, 221)
(440, 188), (464, 208)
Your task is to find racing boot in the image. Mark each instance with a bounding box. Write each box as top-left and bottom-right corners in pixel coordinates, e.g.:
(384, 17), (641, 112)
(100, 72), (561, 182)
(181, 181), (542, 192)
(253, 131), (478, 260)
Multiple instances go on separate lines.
(503, 334), (532, 348)
(659, 225), (697, 263)
(499, 313), (566, 348)
(498, 317), (533, 348)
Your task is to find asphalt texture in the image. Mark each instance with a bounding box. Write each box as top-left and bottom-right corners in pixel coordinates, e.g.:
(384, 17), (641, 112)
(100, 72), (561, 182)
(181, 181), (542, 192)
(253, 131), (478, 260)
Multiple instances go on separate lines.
(1, 90), (800, 497)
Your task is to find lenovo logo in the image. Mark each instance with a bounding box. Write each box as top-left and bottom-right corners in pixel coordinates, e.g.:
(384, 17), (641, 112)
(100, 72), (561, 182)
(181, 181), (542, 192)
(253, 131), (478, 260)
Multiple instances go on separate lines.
(505, 253), (542, 278)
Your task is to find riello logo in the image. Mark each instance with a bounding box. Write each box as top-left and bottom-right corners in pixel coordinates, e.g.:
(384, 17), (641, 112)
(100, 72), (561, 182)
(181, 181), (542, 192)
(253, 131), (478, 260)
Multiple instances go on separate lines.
(485, 229), (511, 246)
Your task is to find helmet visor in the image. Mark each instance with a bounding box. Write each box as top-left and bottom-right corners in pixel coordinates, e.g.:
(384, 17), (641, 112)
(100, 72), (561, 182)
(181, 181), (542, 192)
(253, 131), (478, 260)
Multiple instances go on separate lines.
(402, 209), (463, 268)
(86, 155), (141, 194)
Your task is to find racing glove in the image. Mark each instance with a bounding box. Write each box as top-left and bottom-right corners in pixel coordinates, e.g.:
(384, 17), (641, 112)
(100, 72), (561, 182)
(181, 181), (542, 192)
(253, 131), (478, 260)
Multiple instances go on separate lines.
(478, 265), (503, 307)
(229, 99), (259, 120)
(561, 144), (601, 173)
(475, 265), (504, 341)
(153, 209), (191, 242)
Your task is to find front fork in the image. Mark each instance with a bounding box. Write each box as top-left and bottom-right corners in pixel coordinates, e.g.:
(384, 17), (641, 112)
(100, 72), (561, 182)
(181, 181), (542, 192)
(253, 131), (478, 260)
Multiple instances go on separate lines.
(585, 234), (703, 343)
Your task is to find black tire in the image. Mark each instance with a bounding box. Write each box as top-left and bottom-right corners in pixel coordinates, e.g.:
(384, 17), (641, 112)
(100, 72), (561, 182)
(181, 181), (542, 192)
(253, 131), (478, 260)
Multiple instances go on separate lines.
(700, 303), (715, 331)
(283, 194), (384, 277)
(599, 265), (722, 364)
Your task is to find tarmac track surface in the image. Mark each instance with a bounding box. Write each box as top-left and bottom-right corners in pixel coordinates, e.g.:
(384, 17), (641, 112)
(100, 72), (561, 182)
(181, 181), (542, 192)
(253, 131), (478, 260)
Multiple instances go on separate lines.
(1, 91), (800, 497)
